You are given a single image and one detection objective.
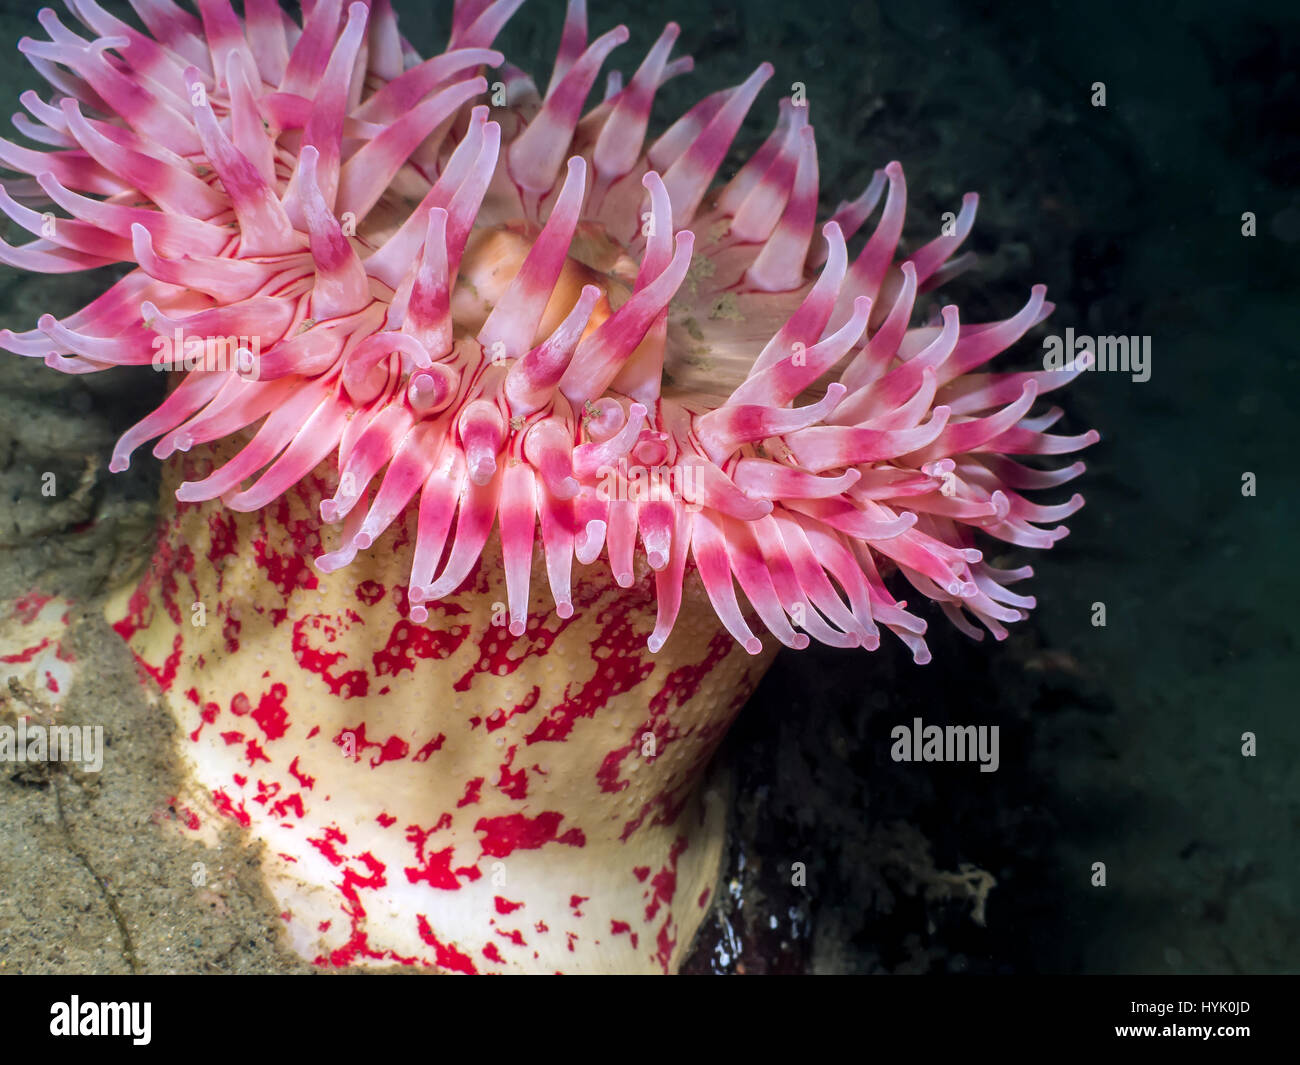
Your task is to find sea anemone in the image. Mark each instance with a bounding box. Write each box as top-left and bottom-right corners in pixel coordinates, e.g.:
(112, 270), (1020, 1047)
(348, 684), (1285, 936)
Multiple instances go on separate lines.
(0, 0), (1097, 972)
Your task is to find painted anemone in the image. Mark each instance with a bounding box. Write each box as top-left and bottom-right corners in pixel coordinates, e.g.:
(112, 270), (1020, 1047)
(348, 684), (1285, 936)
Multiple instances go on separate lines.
(0, 0), (1097, 973)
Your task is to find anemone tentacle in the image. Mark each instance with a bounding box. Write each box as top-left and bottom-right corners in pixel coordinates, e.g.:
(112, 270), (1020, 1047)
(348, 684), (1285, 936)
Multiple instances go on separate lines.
(1, 0), (1097, 663)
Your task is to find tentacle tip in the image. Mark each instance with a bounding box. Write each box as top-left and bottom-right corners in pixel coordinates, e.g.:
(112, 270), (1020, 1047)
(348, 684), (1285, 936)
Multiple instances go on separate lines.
(743, 637), (763, 656)
(791, 633), (810, 650)
(646, 550), (668, 570)
(409, 605), (428, 624)
(467, 462), (496, 487)
(556, 600), (574, 619)
(352, 532), (373, 550)
(508, 619), (526, 637)
(647, 633), (666, 653)
(109, 456), (129, 474)
(314, 552), (353, 575)
(225, 495), (261, 513)
(614, 571), (634, 588)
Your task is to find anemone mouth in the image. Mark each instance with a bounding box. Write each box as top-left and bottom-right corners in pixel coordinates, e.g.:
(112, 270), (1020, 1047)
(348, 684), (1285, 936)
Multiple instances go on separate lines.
(449, 215), (761, 406)
(0, 0), (1096, 662)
